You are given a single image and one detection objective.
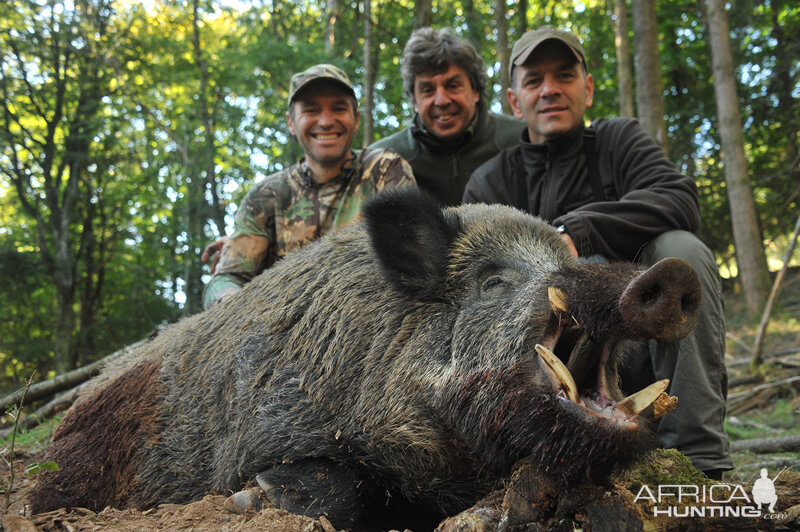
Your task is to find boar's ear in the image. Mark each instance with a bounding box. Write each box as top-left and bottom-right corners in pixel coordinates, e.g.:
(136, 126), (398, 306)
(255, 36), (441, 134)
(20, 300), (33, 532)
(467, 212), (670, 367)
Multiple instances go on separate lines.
(363, 188), (461, 301)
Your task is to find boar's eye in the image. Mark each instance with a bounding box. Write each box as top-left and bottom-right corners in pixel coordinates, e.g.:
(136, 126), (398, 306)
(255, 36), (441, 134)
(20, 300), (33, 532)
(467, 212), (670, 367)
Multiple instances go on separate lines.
(481, 275), (510, 294)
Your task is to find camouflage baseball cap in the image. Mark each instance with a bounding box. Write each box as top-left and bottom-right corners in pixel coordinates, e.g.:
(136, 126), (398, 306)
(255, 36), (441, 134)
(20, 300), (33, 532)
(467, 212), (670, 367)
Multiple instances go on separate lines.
(288, 64), (356, 107)
(509, 25), (587, 78)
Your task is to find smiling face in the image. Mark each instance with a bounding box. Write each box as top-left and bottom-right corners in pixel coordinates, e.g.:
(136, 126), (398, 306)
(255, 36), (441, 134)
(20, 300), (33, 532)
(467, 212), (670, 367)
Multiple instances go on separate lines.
(413, 64), (481, 143)
(287, 80), (360, 182)
(508, 40), (594, 144)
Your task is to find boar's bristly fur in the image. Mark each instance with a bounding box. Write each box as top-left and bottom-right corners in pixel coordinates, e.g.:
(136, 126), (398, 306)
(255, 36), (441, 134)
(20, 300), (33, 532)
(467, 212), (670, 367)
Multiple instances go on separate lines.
(30, 188), (700, 528)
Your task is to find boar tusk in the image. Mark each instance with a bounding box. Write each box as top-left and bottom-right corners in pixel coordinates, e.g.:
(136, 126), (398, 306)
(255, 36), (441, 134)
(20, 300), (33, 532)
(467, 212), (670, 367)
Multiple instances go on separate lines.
(616, 379), (671, 417)
(535, 344), (580, 403)
(548, 287), (568, 314)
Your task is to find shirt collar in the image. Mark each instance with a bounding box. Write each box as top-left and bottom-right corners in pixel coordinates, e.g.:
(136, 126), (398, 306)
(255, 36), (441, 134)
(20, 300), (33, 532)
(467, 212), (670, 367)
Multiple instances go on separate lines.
(298, 151), (358, 188)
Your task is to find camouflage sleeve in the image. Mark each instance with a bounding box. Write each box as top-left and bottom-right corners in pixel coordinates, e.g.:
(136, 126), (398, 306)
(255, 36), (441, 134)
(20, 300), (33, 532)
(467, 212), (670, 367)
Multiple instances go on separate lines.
(371, 149), (417, 191)
(202, 274), (244, 309)
(203, 181), (277, 309)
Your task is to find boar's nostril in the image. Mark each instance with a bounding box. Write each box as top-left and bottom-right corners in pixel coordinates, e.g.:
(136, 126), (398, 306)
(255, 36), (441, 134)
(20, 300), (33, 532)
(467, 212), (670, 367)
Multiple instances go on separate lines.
(681, 293), (696, 314)
(620, 258), (701, 342)
(640, 284), (661, 307)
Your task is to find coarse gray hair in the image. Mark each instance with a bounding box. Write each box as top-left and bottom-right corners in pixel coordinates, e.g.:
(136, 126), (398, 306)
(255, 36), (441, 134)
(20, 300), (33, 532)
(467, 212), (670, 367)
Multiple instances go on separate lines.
(401, 27), (487, 104)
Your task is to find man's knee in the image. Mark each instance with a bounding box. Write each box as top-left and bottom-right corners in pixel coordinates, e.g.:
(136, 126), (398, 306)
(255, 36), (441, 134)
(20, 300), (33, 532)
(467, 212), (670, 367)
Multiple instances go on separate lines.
(640, 230), (712, 270)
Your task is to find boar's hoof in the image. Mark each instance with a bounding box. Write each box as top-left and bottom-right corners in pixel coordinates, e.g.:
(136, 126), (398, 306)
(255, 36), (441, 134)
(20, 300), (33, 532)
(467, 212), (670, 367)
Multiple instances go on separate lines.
(620, 258), (701, 342)
(223, 486), (265, 515)
(255, 459), (374, 529)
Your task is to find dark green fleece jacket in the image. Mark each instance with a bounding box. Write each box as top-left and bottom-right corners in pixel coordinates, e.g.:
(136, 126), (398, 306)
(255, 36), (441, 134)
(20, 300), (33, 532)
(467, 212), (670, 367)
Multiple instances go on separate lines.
(372, 100), (524, 206)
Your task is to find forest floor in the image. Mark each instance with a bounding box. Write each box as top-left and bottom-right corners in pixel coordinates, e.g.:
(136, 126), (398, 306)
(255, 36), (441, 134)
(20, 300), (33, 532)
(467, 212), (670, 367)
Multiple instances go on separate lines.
(2, 272), (800, 531)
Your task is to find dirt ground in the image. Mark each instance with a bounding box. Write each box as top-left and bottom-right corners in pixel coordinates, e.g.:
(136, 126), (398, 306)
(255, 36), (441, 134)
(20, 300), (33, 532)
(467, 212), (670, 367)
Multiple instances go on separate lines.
(3, 450), (800, 531)
(3, 274), (799, 531)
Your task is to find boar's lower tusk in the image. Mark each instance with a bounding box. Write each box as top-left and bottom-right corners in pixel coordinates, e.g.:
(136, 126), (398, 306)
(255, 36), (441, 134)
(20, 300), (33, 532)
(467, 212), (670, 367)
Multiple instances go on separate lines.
(616, 379), (671, 417)
(548, 287), (568, 314)
(535, 344), (579, 403)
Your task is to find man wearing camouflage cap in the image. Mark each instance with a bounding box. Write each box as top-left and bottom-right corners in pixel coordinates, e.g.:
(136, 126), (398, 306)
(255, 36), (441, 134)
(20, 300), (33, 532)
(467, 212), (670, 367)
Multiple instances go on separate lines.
(203, 64), (416, 309)
(464, 26), (733, 479)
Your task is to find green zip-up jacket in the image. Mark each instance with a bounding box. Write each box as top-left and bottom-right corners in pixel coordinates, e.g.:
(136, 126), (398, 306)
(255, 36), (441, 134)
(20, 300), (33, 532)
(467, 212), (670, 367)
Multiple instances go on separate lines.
(371, 100), (524, 206)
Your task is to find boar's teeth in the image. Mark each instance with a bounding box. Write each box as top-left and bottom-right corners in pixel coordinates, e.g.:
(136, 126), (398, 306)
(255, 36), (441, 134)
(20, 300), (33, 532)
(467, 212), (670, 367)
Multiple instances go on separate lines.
(548, 287), (568, 313)
(616, 379), (670, 417)
(535, 344), (579, 403)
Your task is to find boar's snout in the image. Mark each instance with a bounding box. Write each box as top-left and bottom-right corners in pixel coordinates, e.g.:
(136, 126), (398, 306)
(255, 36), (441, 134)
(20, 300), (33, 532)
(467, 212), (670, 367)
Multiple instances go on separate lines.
(619, 258), (701, 342)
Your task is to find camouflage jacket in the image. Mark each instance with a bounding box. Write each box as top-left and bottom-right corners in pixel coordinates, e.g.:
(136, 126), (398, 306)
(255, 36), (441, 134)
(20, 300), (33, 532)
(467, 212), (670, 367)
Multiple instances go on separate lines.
(203, 148), (415, 309)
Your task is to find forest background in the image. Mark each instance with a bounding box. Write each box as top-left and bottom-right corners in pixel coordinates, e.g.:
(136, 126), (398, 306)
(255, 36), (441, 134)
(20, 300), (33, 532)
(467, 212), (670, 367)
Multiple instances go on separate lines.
(0, 0), (798, 392)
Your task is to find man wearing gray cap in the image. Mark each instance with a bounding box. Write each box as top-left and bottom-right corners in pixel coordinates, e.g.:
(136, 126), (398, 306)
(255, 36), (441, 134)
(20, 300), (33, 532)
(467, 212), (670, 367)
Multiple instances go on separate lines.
(203, 64), (415, 309)
(464, 26), (732, 479)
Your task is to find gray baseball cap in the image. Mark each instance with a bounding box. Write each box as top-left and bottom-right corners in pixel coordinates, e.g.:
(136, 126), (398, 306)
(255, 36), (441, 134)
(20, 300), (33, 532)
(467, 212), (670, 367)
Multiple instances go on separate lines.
(288, 64), (356, 107)
(509, 26), (587, 77)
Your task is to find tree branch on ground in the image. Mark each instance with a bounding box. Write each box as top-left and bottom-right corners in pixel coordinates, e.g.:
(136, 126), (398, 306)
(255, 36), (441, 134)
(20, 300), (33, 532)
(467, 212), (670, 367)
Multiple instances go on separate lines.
(752, 211), (800, 365)
(731, 435), (800, 454)
(0, 339), (147, 421)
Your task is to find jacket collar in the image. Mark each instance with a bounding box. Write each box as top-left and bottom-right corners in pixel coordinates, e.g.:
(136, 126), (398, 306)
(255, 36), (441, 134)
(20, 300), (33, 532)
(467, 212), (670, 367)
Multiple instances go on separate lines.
(520, 123), (585, 156)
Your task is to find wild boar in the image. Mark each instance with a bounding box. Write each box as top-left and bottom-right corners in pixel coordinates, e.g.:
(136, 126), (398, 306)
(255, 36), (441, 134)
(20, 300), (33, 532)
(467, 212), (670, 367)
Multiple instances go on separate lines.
(30, 188), (700, 528)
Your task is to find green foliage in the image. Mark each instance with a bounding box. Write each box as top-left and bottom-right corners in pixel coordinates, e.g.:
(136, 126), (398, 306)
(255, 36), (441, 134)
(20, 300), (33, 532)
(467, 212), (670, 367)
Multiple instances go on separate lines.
(0, 416), (60, 452)
(725, 399), (800, 441)
(0, 0), (797, 381)
(24, 461), (60, 476)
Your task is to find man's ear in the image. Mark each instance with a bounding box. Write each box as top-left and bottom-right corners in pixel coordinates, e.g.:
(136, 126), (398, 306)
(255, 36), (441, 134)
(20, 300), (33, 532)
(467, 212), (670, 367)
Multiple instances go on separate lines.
(362, 188), (461, 301)
(508, 87), (524, 120)
(585, 72), (594, 108)
(286, 109), (297, 137)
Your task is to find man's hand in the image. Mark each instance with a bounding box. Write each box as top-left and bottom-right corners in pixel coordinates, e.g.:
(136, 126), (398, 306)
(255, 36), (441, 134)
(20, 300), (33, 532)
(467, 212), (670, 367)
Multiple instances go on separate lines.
(560, 233), (578, 257)
(201, 236), (229, 274)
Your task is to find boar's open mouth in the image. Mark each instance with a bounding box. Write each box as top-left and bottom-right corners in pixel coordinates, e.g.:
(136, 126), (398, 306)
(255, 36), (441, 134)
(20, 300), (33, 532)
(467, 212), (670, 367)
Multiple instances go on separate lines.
(535, 287), (676, 428)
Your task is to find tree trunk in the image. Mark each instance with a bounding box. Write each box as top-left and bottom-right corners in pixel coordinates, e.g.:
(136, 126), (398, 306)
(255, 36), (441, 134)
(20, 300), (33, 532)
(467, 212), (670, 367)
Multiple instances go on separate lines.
(464, 0), (481, 50)
(704, 0), (771, 314)
(516, 0), (528, 36)
(362, 0), (374, 145)
(182, 163), (205, 316)
(611, 0), (635, 117)
(181, 0), (217, 315)
(769, 0), (799, 186)
(496, 0), (511, 115)
(631, 0), (668, 153)
(325, 0), (340, 51)
(77, 201), (98, 368)
(192, 0), (225, 237)
(414, 0), (432, 29)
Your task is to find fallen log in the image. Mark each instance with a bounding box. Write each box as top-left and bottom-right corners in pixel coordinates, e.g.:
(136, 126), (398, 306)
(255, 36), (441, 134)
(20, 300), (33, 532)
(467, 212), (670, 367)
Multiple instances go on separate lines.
(729, 347), (800, 368)
(728, 374), (762, 388)
(0, 381), (91, 439)
(752, 211), (800, 365)
(727, 375), (800, 402)
(731, 435), (800, 454)
(0, 338), (148, 424)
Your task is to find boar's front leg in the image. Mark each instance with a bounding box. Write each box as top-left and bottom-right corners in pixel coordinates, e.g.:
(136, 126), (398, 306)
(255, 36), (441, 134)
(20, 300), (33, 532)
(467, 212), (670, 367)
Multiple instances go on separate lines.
(255, 458), (377, 528)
